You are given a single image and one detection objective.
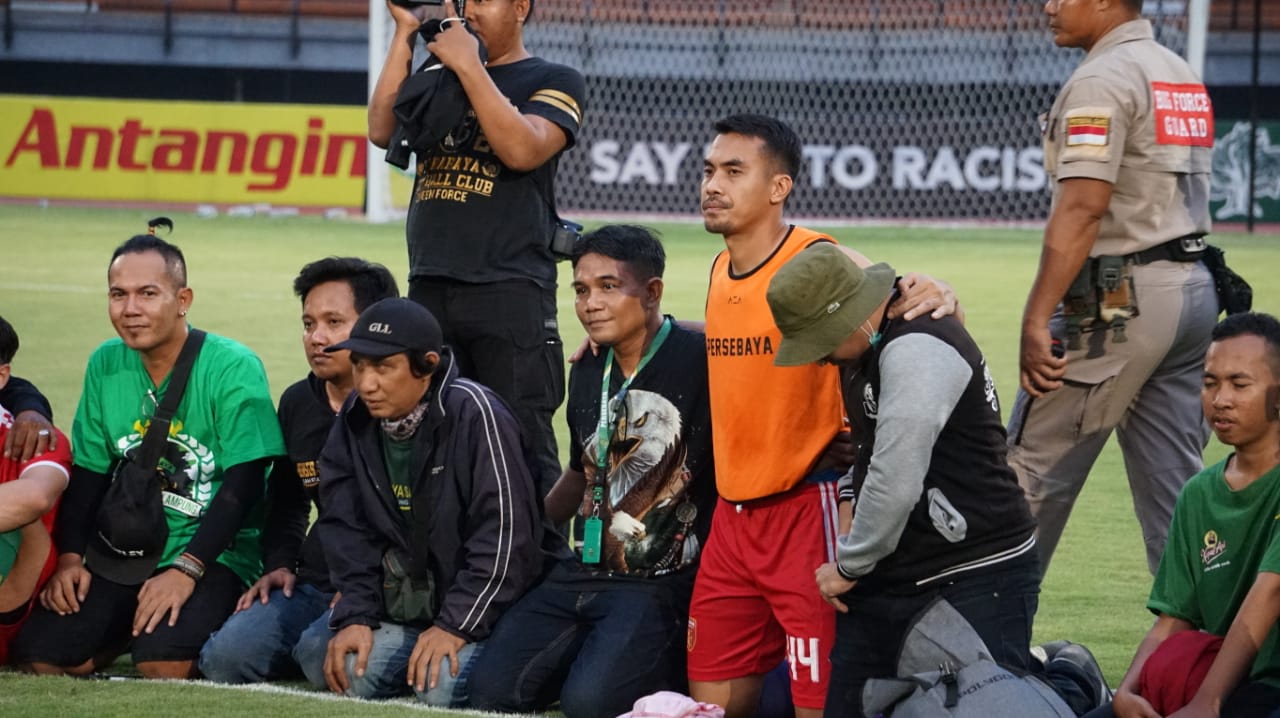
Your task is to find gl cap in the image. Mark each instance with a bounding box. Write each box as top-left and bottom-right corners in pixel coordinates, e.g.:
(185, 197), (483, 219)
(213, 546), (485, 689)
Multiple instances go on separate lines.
(326, 298), (443, 359)
(766, 243), (896, 366)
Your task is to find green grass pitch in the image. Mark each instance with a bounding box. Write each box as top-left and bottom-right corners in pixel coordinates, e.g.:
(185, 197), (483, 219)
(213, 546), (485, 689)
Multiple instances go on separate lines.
(0, 204), (1275, 715)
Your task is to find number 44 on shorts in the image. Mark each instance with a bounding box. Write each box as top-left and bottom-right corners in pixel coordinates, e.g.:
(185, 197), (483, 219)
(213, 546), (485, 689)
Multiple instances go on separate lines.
(787, 635), (822, 683)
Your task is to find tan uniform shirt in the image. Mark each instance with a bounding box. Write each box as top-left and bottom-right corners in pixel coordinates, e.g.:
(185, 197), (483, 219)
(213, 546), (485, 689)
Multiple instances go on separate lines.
(1043, 19), (1213, 256)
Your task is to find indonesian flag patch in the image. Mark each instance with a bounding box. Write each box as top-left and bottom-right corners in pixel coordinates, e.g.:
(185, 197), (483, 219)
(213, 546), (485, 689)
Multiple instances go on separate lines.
(1066, 115), (1110, 146)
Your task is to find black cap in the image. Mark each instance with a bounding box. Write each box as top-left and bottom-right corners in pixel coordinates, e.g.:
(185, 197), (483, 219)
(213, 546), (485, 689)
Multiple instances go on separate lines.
(326, 298), (443, 359)
(83, 462), (170, 586)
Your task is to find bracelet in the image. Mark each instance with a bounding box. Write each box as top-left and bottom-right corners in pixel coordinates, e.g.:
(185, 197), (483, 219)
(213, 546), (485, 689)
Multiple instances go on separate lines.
(171, 552), (205, 582)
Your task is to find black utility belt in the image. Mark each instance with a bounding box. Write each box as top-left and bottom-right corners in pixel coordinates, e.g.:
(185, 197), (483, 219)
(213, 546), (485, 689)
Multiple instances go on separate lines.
(1124, 234), (1207, 265)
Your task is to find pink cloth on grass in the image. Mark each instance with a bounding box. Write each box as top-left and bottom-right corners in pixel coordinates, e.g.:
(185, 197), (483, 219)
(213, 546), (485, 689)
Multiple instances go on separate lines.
(616, 691), (727, 718)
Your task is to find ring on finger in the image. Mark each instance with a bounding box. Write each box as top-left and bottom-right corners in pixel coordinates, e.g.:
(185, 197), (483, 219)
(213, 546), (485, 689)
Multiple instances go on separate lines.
(37, 429), (51, 437)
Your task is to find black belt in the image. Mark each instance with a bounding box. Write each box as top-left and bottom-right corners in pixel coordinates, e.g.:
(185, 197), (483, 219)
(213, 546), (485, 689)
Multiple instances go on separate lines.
(1125, 235), (1207, 265)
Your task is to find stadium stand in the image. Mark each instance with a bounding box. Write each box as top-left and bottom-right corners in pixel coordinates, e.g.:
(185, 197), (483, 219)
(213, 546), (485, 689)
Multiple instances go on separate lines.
(93, 1), (366, 19)
(76, 0), (1280, 31)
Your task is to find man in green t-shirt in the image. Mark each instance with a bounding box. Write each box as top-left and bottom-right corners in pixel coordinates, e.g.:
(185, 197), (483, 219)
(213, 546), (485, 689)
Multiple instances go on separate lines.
(1089, 312), (1280, 718)
(12, 232), (285, 680)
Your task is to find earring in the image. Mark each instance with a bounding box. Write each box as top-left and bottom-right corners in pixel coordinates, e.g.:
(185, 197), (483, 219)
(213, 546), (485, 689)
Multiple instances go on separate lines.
(180, 310), (187, 317)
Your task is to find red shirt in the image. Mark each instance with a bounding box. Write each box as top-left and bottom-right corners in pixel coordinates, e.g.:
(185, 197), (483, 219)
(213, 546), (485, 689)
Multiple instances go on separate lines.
(0, 405), (71, 534)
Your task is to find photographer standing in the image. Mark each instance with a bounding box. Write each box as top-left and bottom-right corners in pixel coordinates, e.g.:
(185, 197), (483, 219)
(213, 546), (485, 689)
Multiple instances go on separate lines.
(369, 0), (586, 497)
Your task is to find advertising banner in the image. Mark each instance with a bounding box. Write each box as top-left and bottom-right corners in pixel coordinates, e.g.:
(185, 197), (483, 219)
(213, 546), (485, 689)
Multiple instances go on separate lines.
(2, 93), (1274, 224)
(0, 95), (368, 209)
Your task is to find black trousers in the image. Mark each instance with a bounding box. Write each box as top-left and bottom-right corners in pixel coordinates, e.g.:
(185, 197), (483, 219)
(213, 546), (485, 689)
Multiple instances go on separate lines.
(409, 276), (565, 497)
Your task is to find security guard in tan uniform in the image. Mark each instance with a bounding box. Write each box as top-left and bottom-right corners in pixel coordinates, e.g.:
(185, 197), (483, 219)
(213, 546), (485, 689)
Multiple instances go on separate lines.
(1010, 0), (1218, 576)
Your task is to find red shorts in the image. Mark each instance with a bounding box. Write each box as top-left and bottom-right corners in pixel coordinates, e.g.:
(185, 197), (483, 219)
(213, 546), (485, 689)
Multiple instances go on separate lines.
(687, 482), (839, 709)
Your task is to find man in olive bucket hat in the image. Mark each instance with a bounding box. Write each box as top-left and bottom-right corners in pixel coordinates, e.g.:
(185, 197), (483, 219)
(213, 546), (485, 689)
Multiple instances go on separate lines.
(767, 243), (1105, 717)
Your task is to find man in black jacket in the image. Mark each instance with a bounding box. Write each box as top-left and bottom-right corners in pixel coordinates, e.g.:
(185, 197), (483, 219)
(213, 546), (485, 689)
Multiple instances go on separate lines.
(293, 298), (546, 707)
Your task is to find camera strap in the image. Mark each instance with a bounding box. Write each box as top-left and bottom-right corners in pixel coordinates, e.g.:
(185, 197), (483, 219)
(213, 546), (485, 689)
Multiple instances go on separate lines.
(137, 329), (206, 473)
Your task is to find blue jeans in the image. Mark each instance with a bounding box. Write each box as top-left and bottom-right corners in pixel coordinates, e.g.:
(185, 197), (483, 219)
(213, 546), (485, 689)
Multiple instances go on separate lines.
(824, 550), (1042, 718)
(199, 584), (332, 683)
(293, 610), (479, 707)
(468, 570), (691, 717)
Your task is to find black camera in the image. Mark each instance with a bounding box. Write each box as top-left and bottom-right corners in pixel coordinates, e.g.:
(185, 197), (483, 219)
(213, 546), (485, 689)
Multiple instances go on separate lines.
(390, 1), (468, 18)
(550, 219), (584, 261)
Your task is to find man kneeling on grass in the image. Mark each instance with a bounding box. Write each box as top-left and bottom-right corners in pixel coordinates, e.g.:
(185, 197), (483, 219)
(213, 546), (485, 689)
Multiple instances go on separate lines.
(767, 244), (1106, 716)
(293, 298), (548, 707)
(199, 257), (400, 684)
(0, 315), (70, 666)
(1086, 312), (1280, 718)
(12, 232), (284, 679)
(469, 225), (716, 717)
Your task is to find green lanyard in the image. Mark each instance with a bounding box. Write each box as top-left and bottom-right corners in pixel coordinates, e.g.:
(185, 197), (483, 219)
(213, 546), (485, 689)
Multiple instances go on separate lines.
(582, 317), (672, 564)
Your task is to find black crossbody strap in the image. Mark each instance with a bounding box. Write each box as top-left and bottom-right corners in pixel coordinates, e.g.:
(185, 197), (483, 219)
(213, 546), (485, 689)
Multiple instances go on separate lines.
(135, 329), (207, 471)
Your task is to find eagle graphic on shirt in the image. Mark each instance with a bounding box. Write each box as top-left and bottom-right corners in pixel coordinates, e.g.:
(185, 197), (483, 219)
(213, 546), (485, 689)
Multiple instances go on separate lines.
(578, 389), (698, 575)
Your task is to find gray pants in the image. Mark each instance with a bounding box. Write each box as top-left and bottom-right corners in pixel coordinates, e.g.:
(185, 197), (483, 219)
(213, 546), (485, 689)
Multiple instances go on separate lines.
(1007, 259), (1218, 575)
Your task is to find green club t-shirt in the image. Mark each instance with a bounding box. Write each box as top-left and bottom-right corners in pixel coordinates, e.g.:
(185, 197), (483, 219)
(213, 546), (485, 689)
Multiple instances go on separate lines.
(72, 332), (286, 586)
(1149, 459), (1280, 687)
(381, 433), (414, 521)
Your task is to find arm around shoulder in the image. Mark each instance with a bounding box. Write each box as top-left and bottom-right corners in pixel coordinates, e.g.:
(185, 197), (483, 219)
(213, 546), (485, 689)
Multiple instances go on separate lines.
(0, 376), (52, 419)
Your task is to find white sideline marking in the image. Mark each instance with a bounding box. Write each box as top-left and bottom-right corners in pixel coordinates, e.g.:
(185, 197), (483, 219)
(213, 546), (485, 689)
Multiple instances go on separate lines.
(179, 680), (537, 717)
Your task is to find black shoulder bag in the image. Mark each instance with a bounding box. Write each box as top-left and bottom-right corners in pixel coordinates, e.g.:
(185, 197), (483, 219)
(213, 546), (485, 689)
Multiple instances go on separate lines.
(87, 330), (207, 586)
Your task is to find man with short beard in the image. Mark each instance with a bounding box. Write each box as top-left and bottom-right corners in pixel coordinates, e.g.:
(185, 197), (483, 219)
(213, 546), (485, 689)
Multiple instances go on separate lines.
(687, 113), (958, 718)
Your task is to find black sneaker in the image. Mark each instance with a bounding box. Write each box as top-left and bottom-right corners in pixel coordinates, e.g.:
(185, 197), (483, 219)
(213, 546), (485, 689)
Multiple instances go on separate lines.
(1030, 639), (1072, 671)
(1047, 642), (1113, 708)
